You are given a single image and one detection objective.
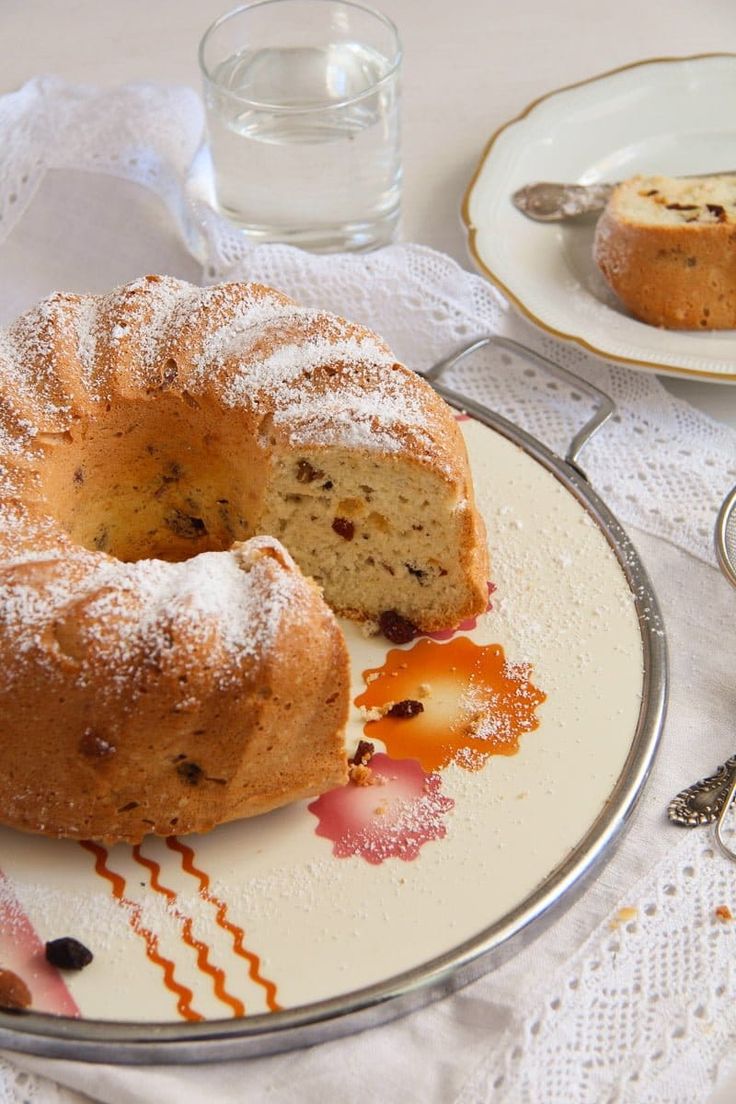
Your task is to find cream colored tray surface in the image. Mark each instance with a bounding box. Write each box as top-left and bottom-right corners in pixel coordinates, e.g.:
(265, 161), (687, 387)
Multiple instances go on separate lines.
(463, 54), (736, 382)
(0, 400), (665, 1062)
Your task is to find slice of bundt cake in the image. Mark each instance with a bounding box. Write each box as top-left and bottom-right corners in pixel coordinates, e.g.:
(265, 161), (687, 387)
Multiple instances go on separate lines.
(594, 173), (736, 329)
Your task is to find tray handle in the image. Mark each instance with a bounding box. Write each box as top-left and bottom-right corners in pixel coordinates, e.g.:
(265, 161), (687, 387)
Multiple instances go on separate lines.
(424, 335), (615, 479)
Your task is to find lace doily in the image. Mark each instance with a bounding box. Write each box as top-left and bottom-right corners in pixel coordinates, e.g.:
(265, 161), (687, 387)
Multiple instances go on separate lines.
(0, 77), (735, 1104)
(459, 830), (736, 1104)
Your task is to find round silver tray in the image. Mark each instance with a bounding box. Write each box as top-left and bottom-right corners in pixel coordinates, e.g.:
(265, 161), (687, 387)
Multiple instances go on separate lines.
(0, 343), (667, 1063)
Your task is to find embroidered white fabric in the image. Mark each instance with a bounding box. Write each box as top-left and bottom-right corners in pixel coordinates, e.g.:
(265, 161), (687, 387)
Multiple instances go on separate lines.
(0, 1067), (90, 1104)
(0, 77), (735, 1104)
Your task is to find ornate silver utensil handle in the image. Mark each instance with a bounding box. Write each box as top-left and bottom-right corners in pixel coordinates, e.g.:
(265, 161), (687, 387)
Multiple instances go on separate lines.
(512, 171), (736, 222)
(668, 485), (736, 859)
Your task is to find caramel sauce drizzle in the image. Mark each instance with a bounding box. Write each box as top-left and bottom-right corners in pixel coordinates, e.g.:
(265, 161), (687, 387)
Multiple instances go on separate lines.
(131, 845), (245, 1018)
(79, 840), (203, 1022)
(166, 836), (282, 1013)
(356, 636), (546, 772)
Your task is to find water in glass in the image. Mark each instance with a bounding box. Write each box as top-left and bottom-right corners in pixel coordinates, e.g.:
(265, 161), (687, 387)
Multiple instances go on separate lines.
(205, 43), (401, 251)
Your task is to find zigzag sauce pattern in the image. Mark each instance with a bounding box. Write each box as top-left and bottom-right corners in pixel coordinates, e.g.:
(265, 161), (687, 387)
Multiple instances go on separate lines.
(79, 840), (204, 1022)
(131, 844), (245, 1017)
(166, 836), (282, 1013)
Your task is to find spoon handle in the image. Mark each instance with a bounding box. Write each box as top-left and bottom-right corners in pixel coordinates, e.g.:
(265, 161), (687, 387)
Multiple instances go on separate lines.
(512, 170), (736, 222)
(511, 181), (615, 221)
(667, 487), (736, 846)
(668, 755), (736, 827)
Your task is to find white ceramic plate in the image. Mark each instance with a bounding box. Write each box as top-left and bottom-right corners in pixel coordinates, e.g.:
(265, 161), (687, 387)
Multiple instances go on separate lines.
(463, 54), (736, 382)
(0, 405), (665, 1062)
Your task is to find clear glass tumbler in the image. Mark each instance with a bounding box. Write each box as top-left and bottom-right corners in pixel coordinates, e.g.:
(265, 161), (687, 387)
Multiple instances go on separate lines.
(199, 0), (402, 253)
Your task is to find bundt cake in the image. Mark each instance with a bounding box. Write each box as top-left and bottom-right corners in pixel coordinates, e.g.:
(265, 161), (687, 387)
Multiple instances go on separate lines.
(0, 275), (489, 843)
(594, 173), (736, 329)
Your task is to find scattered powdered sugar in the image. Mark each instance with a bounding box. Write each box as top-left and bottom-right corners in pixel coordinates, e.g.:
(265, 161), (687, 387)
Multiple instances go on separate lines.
(80, 277), (201, 396)
(189, 297), (317, 370)
(0, 874), (212, 961)
(278, 375), (429, 451)
(0, 876), (139, 955)
(1, 537), (311, 690)
(73, 294), (104, 391)
(220, 331), (394, 403)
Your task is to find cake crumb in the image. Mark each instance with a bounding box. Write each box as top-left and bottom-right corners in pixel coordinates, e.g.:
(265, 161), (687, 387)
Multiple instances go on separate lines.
(359, 705), (391, 722)
(360, 620), (380, 638)
(417, 683), (432, 698)
(715, 905), (733, 922)
(348, 764), (375, 786)
(609, 906), (638, 930)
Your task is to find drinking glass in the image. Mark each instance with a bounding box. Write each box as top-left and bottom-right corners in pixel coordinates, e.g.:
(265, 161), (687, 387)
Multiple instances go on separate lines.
(199, 0), (402, 252)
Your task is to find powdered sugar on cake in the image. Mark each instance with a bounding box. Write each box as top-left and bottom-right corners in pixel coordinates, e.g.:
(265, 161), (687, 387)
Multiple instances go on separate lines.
(0, 534), (312, 692)
(0, 276), (437, 455)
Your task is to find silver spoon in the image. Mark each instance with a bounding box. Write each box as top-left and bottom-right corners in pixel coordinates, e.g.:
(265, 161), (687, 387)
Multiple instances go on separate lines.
(512, 170), (736, 222)
(667, 484), (736, 859)
(511, 181), (615, 221)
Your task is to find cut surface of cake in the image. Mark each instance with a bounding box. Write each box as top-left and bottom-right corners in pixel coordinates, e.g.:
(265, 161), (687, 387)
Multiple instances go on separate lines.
(0, 275), (489, 843)
(593, 173), (736, 329)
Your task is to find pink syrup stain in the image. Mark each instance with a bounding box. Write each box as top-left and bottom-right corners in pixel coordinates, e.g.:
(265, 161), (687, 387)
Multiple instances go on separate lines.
(0, 870), (80, 1016)
(308, 753), (454, 865)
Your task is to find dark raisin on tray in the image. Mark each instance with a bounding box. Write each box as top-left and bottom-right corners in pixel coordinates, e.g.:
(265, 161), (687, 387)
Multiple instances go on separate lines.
(379, 609), (417, 644)
(45, 937), (94, 971)
(350, 739), (375, 766)
(387, 699), (424, 718)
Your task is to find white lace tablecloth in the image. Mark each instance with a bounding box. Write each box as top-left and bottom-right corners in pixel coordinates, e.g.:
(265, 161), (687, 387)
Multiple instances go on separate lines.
(0, 78), (735, 1104)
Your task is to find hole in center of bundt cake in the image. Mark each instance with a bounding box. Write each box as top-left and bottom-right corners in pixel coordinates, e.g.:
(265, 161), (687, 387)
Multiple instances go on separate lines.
(31, 386), (482, 633)
(37, 395), (260, 562)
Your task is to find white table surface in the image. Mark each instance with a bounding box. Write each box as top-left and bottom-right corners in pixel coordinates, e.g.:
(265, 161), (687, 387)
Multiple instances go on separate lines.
(3, 0), (736, 427)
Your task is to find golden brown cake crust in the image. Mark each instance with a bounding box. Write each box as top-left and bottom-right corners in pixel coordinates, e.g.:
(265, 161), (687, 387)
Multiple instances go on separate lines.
(0, 540), (350, 843)
(0, 275), (489, 843)
(593, 174), (736, 330)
